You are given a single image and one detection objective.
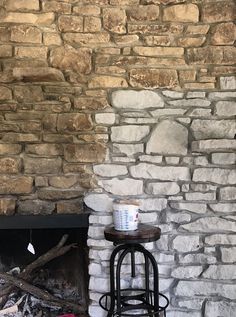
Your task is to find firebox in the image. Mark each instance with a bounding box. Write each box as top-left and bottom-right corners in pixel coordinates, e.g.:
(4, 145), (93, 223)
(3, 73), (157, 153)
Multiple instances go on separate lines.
(0, 214), (89, 316)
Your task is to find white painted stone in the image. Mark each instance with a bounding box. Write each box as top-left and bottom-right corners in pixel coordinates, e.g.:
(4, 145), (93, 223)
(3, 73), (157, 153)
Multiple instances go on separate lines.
(151, 108), (186, 116)
(111, 125), (149, 142)
(165, 156), (180, 164)
(93, 164), (127, 177)
(209, 92), (236, 100)
(84, 193), (113, 212)
(139, 198), (167, 211)
(98, 178), (143, 195)
(179, 254), (217, 264)
(90, 249), (111, 261)
(112, 90), (164, 109)
(146, 182), (180, 195)
(215, 101), (236, 116)
(193, 168), (236, 185)
(89, 305), (106, 317)
(139, 155), (163, 163)
(212, 152), (235, 165)
(220, 186), (236, 200)
(221, 247), (236, 263)
(112, 157), (135, 163)
(205, 234), (236, 245)
(139, 212), (158, 223)
(167, 311), (201, 317)
(89, 215), (112, 225)
(122, 111), (150, 118)
(176, 117), (191, 124)
(89, 276), (110, 293)
(168, 98), (211, 107)
(162, 90), (184, 98)
(89, 263), (102, 276)
(187, 108), (212, 117)
(146, 120), (188, 155)
(176, 281), (236, 300)
(166, 212), (191, 223)
(194, 156), (208, 166)
(156, 235), (169, 251)
(113, 143), (144, 156)
(130, 163), (190, 181)
(154, 253), (175, 263)
(88, 226), (104, 238)
(88, 239), (111, 248)
(191, 119), (236, 140)
(220, 76), (236, 90)
(159, 278), (174, 292)
(203, 265), (236, 279)
(192, 139), (236, 152)
(181, 217), (236, 233)
(122, 117), (157, 124)
(205, 301), (236, 317)
(170, 202), (207, 214)
(191, 184), (216, 192)
(187, 92), (206, 98)
(171, 266), (203, 279)
(178, 299), (204, 310)
(182, 184), (190, 192)
(95, 113), (116, 125)
(185, 192), (216, 201)
(172, 235), (200, 252)
(209, 203), (236, 213)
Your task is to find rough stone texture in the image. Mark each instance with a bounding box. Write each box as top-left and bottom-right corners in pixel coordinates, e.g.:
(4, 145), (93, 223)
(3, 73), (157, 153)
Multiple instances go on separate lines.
(172, 235), (200, 252)
(130, 69), (179, 88)
(163, 4), (199, 22)
(112, 90), (164, 109)
(146, 120), (188, 155)
(0, 176), (33, 194)
(103, 8), (126, 34)
(0, 198), (15, 215)
(98, 178), (143, 196)
(205, 301), (236, 317)
(215, 101), (236, 116)
(111, 125), (149, 142)
(181, 218), (236, 233)
(146, 182), (180, 195)
(211, 22), (236, 45)
(193, 168), (236, 185)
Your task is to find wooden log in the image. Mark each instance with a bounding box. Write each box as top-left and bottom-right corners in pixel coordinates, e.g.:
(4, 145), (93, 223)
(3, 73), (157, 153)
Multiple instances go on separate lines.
(0, 273), (84, 313)
(0, 234), (79, 309)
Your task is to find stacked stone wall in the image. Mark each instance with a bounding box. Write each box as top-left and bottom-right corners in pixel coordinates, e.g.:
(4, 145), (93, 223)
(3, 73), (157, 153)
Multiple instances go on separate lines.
(0, 0), (235, 316)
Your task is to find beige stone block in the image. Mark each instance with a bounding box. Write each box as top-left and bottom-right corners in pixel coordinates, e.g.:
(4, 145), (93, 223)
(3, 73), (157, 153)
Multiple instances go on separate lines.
(186, 24), (210, 35)
(63, 32), (110, 46)
(43, 33), (62, 45)
(184, 83), (215, 90)
(38, 189), (84, 200)
(57, 113), (93, 132)
(177, 37), (206, 47)
(0, 199), (15, 215)
(15, 46), (47, 59)
(144, 35), (171, 46)
(2, 12), (54, 25)
(202, 1), (235, 23)
(103, 8), (126, 34)
(110, 0), (139, 4)
(2, 133), (40, 143)
(0, 86), (12, 100)
(88, 76), (128, 88)
(42, 0), (71, 13)
(57, 200), (83, 214)
(25, 144), (63, 156)
(114, 35), (139, 46)
(0, 144), (21, 155)
(187, 47), (236, 65)
(84, 17), (102, 32)
(0, 176), (33, 194)
(73, 5), (100, 15)
(14, 86), (43, 102)
(74, 97), (108, 110)
(163, 4), (199, 22)
(128, 23), (183, 34)
(127, 5), (159, 21)
(95, 66), (125, 74)
(179, 70), (196, 82)
(49, 176), (78, 189)
(24, 157), (62, 174)
(11, 25), (42, 43)
(6, 0), (39, 11)
(0, 158), (21, 174)
(130, 69), (178, 89)
(58, 15), (83, 32)
(0, 45), (12, 57)
(50, 45), (92, 74)
(13, 67), (64, 82)
(64, 143), (106, 163)
(133, 46), (184, 57)
(211, 22), (236, 45)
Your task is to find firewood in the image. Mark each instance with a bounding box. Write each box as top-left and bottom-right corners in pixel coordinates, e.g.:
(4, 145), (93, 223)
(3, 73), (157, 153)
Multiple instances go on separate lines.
(0, 295), (25, 315)
(0, 273), (84, 313)
(0, 234), (78, 309)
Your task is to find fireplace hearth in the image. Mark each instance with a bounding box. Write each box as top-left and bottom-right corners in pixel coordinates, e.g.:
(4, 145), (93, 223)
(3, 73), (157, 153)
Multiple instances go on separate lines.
(0, 214), (89, 316)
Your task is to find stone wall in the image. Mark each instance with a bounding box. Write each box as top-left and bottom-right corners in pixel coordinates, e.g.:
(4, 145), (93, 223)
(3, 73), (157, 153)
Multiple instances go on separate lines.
(0, 0), (235, 316)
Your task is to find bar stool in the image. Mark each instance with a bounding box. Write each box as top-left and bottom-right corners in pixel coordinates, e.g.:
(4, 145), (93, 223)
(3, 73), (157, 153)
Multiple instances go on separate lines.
(99, 224), (169, 317)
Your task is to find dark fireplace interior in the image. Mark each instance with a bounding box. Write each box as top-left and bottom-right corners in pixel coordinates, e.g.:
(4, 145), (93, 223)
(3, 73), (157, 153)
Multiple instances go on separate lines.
(0, 215), (89, 316)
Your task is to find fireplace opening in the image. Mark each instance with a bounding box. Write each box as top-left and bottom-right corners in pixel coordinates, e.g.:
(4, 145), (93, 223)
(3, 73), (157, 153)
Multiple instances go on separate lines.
(0, 215), (89, 316)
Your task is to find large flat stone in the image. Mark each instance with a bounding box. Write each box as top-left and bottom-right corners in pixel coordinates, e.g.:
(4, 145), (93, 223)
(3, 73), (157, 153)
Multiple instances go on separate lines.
(13, 67), (65, 82)
(98, 178), (143, 195)
(64, 143), (106, 163)
(205, 301), (236, 317)
(192, 139), (236, 152)
(84, 193), (113, 212)
(111, 125), (149, 142)
(172, 235), (200, 252)
(130, 163), (190, 181)
(203, 265), (236, 280)
(181, 217), (236, 233)
(146, 182), (180, 195)
(146, 120), (188, 155)
(0, 176), (33, 194)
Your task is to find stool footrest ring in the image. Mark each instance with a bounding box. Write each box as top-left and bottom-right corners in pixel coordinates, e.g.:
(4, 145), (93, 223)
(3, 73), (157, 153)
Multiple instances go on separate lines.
(99, 288), (169, 317)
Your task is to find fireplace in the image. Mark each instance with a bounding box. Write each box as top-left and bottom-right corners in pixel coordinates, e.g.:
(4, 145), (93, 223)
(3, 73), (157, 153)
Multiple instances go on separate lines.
(0, 214), (89, 316)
